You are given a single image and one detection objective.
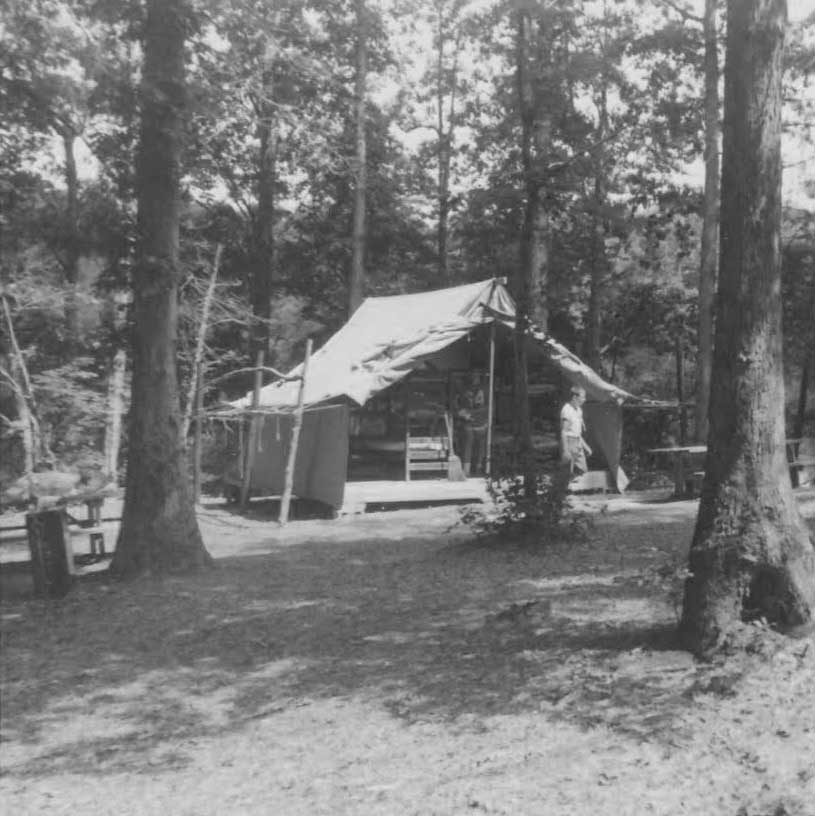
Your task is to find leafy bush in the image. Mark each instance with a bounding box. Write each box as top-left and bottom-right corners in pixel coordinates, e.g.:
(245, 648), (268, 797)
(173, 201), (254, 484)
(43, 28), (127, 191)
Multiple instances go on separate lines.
(458, 450), (591, 544)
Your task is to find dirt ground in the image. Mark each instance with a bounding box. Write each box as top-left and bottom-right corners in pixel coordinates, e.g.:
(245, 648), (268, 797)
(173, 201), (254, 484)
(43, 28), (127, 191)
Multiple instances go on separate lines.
(1, 491), (815, 816)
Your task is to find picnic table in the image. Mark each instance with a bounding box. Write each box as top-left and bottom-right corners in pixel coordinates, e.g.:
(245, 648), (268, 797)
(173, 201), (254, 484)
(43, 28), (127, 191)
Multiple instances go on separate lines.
(648, 438), (815, 497)
(647, 445), (707, 498)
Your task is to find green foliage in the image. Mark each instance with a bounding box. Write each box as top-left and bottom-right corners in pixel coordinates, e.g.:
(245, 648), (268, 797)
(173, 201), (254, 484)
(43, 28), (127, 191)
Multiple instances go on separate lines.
(458, 447), (590, 545)
(1, 0), (813, 486)
(30, 358), (108, 471)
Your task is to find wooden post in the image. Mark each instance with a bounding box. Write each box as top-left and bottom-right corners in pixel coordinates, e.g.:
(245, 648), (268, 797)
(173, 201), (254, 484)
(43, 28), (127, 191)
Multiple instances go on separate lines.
(404, 382), (411, 481)
(486, 322), (496, 477)
(26, 509), (75, 598)
(182, 243), (222, 441)
(279, 339), (312, 525)
(240, 349), (265, 507)
(192, 360), (204, 504)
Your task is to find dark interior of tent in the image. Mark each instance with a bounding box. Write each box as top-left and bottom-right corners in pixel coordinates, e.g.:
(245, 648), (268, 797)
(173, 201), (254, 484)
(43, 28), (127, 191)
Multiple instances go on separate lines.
(347, 323), (609, 482)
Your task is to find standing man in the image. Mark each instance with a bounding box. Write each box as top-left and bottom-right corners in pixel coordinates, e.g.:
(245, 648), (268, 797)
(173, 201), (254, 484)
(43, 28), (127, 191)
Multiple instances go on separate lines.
(560, 385), (592, 477)
(457, 373), (489, 476)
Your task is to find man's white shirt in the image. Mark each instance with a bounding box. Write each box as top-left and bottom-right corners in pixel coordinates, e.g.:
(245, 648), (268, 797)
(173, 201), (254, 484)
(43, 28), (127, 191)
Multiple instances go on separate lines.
(560, 402), (584, 438)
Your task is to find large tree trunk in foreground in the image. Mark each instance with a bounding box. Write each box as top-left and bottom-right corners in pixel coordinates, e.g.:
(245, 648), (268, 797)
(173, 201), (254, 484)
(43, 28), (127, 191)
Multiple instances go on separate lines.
(694, 0), (720, 443)
(111, 0), (210, 576)
(680, 0), (815, 655)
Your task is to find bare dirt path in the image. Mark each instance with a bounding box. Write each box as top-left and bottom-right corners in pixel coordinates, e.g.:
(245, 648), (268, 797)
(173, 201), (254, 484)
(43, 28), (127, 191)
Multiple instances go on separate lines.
(2, 492), (814, 815)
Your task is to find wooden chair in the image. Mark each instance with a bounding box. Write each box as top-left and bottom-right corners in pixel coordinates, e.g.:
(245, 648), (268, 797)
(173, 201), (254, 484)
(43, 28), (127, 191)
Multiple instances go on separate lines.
(404, 415), (449, 481)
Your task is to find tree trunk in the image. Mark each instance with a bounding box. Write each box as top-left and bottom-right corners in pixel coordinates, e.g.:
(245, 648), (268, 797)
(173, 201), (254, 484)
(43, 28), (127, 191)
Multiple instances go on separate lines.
(514, 8), (544, 497)
(437, 28), (450, 283)
(251, 79), (277, 356)
(181, 244), (221, 442)
(102, 347), (127, 484)
(585, 72), (609, 375)
(111, 0), (210, 576)
(680, 0), (815, 655)
(675, 334), (687, 444)
(61, 129), (81, 351)
(694, 0), (720, 443)
(1, 293), (51, 471)
(793, 272), (815, 440)
(435, 3), (460, 283)
(348, 0), (368, 317)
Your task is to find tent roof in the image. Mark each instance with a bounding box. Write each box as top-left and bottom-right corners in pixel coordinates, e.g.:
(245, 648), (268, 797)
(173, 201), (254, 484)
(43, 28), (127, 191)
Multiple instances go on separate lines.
(231, 278), (634, 411)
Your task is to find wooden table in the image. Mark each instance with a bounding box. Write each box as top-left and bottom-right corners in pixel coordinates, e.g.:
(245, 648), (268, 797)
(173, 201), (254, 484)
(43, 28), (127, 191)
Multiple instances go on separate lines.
(649, 439), (814, 496)
(647, 445), (707, 498)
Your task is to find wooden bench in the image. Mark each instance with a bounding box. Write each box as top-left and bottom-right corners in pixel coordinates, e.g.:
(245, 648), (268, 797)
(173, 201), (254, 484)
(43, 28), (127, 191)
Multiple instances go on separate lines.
(68, 496), (107, 556)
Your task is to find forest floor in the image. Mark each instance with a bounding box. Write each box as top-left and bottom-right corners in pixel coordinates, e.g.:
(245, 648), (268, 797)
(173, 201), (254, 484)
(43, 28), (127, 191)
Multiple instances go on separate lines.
(1, 489), (815, 816)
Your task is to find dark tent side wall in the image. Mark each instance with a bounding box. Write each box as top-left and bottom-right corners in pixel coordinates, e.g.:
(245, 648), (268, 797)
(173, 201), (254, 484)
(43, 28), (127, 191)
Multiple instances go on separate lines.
(238, 405), (350, 511)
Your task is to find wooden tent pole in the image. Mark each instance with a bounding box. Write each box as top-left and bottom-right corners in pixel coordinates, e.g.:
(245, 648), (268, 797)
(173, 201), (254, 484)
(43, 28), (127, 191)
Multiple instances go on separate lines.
(486, 322), (496, 477)
(240, 349), (265, 507)
(279, 339), (312, 526)
(192, 360), (204, 504)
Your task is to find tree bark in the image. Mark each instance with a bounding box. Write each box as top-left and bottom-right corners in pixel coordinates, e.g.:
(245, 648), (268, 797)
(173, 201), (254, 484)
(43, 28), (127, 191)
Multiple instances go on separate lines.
(251, 76), (277, 356)
(694, 0), (720, 443)
(434, 2), (460, 283)
(514, 8), (542, 497)
(111, 0), (210, 576)
(181, 244), (222, 442)
(61, 129), (81, 350)
(680, 0), (815, 655)
(102, 347), (127, 484)
(348, 0), (368, 317)
(585, 68), (609, 375)
(793, 272), (815, 440)
(1, 293), (51, 471)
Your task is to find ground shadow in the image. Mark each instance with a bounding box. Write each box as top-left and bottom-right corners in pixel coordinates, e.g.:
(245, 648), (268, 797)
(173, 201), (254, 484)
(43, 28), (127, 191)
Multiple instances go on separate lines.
(0, 511), (715, 778)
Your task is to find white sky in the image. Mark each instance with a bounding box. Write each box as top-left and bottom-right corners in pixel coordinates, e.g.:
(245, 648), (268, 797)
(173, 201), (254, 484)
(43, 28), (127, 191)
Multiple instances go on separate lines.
(51, 0), (815, 213)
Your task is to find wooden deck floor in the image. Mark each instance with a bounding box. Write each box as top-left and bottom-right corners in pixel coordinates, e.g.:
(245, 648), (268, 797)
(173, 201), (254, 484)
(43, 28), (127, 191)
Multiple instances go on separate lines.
(340, 478), (489, 515)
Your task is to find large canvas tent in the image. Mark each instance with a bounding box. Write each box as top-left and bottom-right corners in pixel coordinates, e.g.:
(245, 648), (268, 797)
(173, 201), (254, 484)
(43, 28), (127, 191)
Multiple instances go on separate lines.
(225, 278), (637, 511)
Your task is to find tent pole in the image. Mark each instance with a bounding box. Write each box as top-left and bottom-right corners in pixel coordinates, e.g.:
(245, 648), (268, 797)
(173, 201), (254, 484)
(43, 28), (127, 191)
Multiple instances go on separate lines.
(280, 338), (312, 526)
(240, 349), (264, 507)
(486, 322), (496, 478)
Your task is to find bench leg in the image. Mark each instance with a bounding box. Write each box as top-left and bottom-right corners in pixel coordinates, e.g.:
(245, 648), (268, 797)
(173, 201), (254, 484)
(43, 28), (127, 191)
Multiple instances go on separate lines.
(90, 532), (105, 556)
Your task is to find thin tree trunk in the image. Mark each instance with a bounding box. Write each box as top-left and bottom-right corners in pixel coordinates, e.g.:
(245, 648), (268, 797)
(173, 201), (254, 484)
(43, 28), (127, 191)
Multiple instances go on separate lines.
(793, 271), (815, 440)
(181, 244), (222, 441)
(585, 75), (608, 374)
(435, 4), (460, 283)
(348, 0), (368, 317)
(694, 0), (720, 442)
(794, 353), (811, 441)
(103, 347), (127, 484)
(1, 294), (50, 470)
(192, 360), (204, 503)
(61, 129), (81, 350)
(111, 0), (210, 576)
(515, 10), (534, 495)
(436, 17), (450, 282)
(680, 0), (815, 655)
(252, 85), (277, 355)
(675, 334), (687, 444)
(279, 339), (311, 526)
(241, 350), (264, 508)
